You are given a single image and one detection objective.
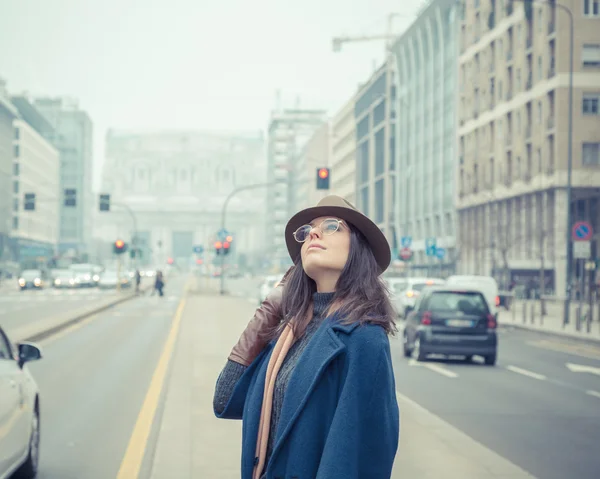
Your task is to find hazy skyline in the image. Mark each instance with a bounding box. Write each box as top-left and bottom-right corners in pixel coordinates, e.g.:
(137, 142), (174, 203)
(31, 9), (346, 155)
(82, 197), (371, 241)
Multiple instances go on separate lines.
(1, 0), (423, 187)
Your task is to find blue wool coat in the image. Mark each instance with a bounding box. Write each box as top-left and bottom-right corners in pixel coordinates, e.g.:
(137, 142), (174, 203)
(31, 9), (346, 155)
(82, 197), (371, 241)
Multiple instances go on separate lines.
(215, 314), (400, 479)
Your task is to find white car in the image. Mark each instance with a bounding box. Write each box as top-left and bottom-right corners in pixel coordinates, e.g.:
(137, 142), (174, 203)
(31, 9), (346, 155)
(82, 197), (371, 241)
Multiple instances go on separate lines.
(258, 274), (284, 305)
(446, 275), (500, 317)
(98, 271), (131, 289)
(0, 327), (42, 479)
(395, 277), (445, 317)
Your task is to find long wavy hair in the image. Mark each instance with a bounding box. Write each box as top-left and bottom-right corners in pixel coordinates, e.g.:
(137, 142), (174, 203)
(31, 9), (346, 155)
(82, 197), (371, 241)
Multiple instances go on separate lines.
(271, 224), (397, 340)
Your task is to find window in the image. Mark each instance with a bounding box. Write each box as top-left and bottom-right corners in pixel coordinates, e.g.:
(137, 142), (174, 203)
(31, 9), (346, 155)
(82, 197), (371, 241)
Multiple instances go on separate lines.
(583, 0), (600, 18)
(538, 101), (543, 123)
(13, 198), (18, 212)
(583, 94), (600, 114)
(13, 162), (19, 176)
(14, 127), (20, 140)
(582, 143), (600, 165)
(538, 56), (543, 80)
(582, 44), (600, 66)
(0, 330), (13, 360)
(12, 216), (18, 230)
(13, 145), (20, 158)
(13, 181), (18, 194)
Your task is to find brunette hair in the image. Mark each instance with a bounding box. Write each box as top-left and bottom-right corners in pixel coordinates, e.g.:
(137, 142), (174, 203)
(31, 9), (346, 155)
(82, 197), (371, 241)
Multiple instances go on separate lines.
(273, 224), (397, 340)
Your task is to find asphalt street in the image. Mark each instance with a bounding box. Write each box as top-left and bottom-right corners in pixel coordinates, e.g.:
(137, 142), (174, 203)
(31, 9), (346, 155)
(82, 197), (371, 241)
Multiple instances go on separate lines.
(22, 277), (186, 479)
(0, 286), (138, 339)
(390, 323), (600, 479)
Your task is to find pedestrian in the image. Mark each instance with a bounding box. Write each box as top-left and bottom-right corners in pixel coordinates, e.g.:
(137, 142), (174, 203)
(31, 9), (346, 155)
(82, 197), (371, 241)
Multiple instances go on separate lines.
(153, 270), (164, 297)
(213, 195), (400, 479)
(134, 269), (141, 294)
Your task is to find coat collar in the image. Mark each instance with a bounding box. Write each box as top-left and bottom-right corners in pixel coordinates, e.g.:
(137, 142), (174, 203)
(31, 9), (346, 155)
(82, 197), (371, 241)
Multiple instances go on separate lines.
(267, 314), (357, 464)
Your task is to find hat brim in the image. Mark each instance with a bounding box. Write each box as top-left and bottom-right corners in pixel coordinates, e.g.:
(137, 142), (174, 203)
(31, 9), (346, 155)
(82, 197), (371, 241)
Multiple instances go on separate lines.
(285, 205), (391, 274)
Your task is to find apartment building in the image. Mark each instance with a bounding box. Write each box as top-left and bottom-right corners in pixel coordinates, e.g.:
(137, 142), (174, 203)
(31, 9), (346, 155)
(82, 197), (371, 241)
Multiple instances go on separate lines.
(330, 96), (357, 204)
(457, 0), (600, 296)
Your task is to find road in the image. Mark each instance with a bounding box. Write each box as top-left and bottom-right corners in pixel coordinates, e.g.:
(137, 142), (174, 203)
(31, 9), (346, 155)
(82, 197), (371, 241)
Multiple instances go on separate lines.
(391, 323), (600, 479)
(22, 276), (187, 479)
(0, 286), (139, 339)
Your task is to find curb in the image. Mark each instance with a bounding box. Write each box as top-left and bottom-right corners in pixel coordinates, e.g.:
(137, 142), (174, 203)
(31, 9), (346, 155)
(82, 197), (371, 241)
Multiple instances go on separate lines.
(22, 288), (149, 343)
(498, 322), (600, 345)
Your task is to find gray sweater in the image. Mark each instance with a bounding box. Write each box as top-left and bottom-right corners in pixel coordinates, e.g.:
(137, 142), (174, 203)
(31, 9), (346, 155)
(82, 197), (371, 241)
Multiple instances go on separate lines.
(213, 292), (335, 477)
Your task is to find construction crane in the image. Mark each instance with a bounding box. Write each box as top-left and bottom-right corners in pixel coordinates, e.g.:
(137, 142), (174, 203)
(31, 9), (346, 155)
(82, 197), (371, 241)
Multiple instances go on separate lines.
(331, 13), (412, 52)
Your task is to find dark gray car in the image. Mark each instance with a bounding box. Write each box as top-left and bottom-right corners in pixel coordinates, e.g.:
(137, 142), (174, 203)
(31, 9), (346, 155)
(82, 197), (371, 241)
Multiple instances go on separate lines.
(403, 286), (498, 365)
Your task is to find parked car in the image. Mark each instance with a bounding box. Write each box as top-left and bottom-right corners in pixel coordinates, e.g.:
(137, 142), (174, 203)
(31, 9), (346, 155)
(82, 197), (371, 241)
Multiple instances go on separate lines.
(395, 277), (445, 317)
(403, 286), (498, 365)
(0, 326), (42, 478)
(446, 275), (500, 318)
(17, 270), (46, 291)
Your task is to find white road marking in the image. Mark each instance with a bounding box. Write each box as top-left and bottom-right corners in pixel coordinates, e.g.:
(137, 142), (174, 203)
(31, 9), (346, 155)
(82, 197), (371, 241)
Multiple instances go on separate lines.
(408, 359), (458, 378)
(566, 362), (600, 376)
(586, 390), (600, 399)
(506, 365), (547, 381)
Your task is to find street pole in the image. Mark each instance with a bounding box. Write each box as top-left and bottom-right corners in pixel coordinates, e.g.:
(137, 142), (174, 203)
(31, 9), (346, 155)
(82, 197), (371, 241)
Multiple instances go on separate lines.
(113, 202), (139, 270)
(219, 182), (283, 295)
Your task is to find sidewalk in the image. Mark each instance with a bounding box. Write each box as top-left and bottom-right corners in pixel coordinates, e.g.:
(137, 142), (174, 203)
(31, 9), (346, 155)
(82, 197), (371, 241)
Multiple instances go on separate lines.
(149, 293), (534, 478)
(499, 299), (600, 343)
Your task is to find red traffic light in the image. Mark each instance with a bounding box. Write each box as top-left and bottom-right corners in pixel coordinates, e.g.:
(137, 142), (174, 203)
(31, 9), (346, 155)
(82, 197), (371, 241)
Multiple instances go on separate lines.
(196, 258), (203, 264)
(167, 257), (174, 264)
(115, 239), (125, 249)
(215, 241), (223, 249)
(223, 241), (231, 249)
(318, 168), (329, 179)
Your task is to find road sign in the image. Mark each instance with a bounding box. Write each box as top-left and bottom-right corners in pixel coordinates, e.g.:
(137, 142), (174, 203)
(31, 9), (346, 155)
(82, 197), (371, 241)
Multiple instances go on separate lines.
(425, 237), (437, 257)
(435, 247), (446, 259)
(401, 236), (412, 248)
(217, 228), (230, 240)
(572, 221), (593, 241)
(193, 245), (204, 254)
(399, 247), (413, 261)
(573, 240), (591, 259)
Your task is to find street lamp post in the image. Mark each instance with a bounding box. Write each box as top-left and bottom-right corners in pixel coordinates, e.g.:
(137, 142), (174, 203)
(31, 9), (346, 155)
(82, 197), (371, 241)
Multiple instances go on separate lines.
(509, 0), (573, 324)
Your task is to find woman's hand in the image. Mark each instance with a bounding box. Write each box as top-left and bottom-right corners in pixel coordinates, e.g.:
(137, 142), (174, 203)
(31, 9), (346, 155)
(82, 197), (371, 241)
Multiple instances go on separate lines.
(228, 266), (295, 366)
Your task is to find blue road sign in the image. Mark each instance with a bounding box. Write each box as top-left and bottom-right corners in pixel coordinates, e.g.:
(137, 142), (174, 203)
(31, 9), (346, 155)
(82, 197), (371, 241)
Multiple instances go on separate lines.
(217, 228), (229, 240)
(435, 247), (446, 259)
(193, 245), (204, 254)
(401, 236), (412, 248)
(425, 237), (437, 257)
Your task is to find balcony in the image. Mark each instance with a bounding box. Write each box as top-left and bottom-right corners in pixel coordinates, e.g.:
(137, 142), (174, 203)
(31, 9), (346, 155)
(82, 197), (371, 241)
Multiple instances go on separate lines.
(547, 116), (555, 130)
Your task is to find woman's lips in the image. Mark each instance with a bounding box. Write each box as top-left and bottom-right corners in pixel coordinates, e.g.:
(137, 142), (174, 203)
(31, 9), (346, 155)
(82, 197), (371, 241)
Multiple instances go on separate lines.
(308, 244), (325, 250)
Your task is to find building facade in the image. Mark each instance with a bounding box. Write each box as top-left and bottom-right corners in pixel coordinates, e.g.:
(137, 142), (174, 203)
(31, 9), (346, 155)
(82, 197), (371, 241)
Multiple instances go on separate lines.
(391, 0), (459, 274)
(294, 122), (331, 210)
(0, 79), (18, 270)
(457, 0), (600, 295)
(98, 130), (266, 270)
(10, 118), (60, 266)
(33, 97), (93, 257)
(330, 96), (357, 204)
(266, 108), (327, 269)
(355, 63), (398, 254)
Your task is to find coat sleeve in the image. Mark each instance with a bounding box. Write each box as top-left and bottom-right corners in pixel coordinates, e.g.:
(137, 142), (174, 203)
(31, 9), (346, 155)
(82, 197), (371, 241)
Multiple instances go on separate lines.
(316, 336), (400, 479)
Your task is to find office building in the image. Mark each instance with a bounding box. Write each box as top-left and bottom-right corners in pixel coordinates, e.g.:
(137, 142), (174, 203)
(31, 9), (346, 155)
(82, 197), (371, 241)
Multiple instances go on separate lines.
(294, 122), (331, 210)
(330, 96), (357, 204)
(391, 0), (459, 273)
(457, 0), (600, 295)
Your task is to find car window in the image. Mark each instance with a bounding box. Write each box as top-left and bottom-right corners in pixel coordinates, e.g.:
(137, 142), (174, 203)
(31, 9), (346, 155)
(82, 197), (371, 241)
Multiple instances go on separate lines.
(390, 281), (407, 293)
(0, 329), (14, 360)
(426, 291), (489, 314)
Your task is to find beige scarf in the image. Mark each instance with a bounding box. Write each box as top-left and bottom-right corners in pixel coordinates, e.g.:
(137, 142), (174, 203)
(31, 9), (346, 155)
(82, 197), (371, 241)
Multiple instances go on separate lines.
(252, 323), (296, 479)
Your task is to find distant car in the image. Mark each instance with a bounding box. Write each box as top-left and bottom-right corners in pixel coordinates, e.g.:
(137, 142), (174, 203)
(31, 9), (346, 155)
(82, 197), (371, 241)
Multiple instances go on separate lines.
(395, 277), (445, 317)
(52, 271), (77, 289)
(18, 270), (46, 290)
(258, 274), (284, 305)
(0, 326), (43, 478)
(403, 286), (498, 365)
(446, 275), (500, 318)
(98, 270), (131, 289)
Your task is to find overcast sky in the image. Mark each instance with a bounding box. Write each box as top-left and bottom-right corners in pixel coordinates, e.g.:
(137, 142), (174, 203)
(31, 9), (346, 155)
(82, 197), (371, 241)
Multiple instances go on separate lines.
(0, 0), (423, 188)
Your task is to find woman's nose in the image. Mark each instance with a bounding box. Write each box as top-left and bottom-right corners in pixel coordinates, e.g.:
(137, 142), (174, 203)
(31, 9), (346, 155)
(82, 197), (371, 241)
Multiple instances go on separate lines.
(308, 226), (322, 241)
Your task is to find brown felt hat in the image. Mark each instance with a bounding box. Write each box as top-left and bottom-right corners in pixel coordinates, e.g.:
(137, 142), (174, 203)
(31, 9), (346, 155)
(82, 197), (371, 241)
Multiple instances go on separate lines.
(284, 195), (391, 274)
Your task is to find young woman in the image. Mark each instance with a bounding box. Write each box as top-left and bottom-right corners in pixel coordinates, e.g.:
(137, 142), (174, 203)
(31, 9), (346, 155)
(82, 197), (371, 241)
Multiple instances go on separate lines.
(214, 195), (399, 479)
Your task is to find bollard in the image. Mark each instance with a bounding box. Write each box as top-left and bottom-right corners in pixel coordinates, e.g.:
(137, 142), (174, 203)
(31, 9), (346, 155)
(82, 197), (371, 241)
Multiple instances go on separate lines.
(530, 301), (535, 324)
(512, 300), (517, 322)
(522, 300), (527, 324)
(575, 305), (581, 332)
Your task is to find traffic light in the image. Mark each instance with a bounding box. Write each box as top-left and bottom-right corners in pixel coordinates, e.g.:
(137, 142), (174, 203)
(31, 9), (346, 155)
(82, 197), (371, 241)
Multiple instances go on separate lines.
(64, 188), (77, 207)
(167, 257), (174, 265)
(113, 239), (127, 255)
(24, 193), (35, 211)
(223, 241), (231, 255)
(316, 168), (330, 190)
(214, 241), (223, 255)
(99, 194), (110, 212)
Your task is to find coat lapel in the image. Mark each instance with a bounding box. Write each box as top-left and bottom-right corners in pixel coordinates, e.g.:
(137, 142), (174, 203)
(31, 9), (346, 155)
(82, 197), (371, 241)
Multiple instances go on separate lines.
(268, 316), (354, 461)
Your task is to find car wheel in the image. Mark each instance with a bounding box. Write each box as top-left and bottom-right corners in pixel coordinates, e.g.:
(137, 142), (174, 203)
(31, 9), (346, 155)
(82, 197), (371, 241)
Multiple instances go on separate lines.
(484, 353), (497, 366)
(14, 405), (40, 479)
(411, 337), (426, 362)
(402, 332), (412, 357)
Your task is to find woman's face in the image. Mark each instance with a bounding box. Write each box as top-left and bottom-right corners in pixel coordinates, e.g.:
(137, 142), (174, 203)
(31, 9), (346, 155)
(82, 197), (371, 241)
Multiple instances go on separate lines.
(300, 216), (351, 282)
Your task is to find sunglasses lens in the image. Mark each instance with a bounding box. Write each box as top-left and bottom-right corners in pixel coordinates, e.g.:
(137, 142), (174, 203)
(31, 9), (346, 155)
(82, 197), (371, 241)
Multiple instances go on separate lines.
(294, 226), (311, 242)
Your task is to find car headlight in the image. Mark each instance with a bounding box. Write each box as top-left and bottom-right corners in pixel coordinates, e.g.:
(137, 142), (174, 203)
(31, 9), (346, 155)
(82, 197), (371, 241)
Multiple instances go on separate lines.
(19, 278), (25, 285)
(84, 274), (91, 280)
(69, 279), (75, 285)
(93, 275), (100, 281)
(34, 278), (41, 286)
(55, 279), (61, 285)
